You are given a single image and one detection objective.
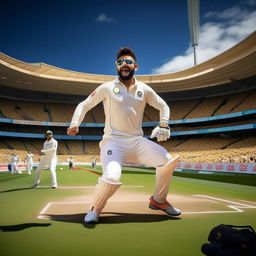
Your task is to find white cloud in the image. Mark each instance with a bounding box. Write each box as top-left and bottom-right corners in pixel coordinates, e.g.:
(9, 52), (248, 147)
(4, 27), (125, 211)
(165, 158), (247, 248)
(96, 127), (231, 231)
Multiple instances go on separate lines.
(246, 0), (256, 6)
(205, 6), (243, 19)
(95, 13), (114, 23)
(152, 4), (256, 74)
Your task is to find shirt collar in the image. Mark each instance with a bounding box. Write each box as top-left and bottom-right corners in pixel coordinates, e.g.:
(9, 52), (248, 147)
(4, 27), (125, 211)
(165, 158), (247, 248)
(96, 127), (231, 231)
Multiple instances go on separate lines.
(114, 77), (139, 88)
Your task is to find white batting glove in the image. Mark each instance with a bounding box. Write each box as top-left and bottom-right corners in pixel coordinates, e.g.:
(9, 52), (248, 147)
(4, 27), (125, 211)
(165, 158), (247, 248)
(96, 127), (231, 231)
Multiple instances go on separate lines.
(150, 122), (170, 142)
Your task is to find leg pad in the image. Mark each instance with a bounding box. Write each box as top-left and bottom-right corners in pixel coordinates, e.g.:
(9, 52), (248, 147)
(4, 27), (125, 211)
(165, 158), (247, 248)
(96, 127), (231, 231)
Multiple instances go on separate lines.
(153, 155), (180, 202)
(89, 177), (121, 213)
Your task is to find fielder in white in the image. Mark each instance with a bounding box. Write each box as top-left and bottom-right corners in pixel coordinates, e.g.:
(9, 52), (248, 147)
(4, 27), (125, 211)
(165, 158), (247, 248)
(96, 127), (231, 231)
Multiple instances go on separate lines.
(31, 130), (58, 188)
(67, 47), (180, 224)
(10, 153), (21, 174)
(25, 151), (34, 175)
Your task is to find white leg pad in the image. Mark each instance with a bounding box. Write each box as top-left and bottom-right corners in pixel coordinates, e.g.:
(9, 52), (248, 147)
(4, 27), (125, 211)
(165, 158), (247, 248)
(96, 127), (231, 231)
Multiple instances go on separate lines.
(153, 155), (180, 203)
(34, 168), (42, 185)
(89, 177), (121, 213)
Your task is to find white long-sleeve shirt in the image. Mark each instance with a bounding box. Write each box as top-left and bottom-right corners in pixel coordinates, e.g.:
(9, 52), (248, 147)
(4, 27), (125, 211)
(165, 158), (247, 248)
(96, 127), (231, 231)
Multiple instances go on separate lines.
(26, 153), (34, 163)
(41, 138), (58, 158)
(11, 155), (18, 164)
(71, 77), (170, 137)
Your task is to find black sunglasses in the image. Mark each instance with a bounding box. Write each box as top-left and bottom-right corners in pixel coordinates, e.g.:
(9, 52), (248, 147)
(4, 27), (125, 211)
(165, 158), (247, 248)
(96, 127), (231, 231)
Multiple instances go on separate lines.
(115, 59), (136, 66)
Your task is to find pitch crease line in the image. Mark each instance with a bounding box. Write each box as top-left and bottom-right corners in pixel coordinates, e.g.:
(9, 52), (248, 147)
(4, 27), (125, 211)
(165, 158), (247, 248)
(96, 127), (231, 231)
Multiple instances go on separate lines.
(193, 195), (256, 208)
(37, 185), (144, 189)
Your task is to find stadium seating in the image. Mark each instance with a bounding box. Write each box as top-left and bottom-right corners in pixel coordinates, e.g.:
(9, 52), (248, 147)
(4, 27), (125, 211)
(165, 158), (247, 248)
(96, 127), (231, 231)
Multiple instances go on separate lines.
(0, 89), (256, 165)
(1, 136), (255, 164)
(185, 96), (225, 119)
(92, 103), (105, 123)
(234, 92), (256, 112)
(1, 90), (256, 121)
(168, 99), (200, 120)
(214, 92), (251, 116)
(45, 103), (75, 122)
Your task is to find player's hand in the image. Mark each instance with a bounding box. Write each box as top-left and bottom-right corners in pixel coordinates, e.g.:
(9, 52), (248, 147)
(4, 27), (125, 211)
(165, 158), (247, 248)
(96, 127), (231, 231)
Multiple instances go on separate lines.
(150, 122), (170, 142)
(67, 126), (79, 136)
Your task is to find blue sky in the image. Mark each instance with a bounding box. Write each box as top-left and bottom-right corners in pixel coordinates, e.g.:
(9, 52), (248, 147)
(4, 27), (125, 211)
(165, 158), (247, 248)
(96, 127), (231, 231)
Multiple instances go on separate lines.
(1, 0), (256, 75)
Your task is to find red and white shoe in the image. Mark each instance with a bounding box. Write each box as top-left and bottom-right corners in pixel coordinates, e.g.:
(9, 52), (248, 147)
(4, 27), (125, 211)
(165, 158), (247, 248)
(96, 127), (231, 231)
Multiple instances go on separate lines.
(149, 196), (181, 216)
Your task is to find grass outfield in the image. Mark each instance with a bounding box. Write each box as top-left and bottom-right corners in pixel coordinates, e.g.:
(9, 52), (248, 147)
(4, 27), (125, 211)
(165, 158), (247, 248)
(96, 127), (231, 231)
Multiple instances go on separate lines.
(1, 165), (256, 256)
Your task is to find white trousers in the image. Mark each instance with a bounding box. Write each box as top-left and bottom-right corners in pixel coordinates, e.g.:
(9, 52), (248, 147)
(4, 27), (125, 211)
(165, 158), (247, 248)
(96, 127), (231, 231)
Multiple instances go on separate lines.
(27, 163), (33, 175)
(11, 163), (21, 174)
(100, 136), (171, 182)
(34, 156), (57, 187)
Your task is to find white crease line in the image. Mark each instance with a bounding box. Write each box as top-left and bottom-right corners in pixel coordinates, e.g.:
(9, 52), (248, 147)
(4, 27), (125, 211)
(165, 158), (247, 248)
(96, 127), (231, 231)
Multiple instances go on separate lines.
(37, 194), (256, 219)
(123, 186), (145, 188)
(201, 199), (218, 203)
(183, 210), (240, 214)
(37, 185), (144, 189)
(37, 186), (95, 189)
(38, 200), (148, 219)
(239, 199), (256, 205)
(229, 206), (244, 212)
(37, 195), (256, 219)
(39, 202), (53, 215)
(193, 195), (256, 208)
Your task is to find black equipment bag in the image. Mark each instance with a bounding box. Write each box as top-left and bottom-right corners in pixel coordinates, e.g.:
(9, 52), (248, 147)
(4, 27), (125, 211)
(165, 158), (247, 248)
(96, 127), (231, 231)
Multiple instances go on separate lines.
(201, 224), (256, 256)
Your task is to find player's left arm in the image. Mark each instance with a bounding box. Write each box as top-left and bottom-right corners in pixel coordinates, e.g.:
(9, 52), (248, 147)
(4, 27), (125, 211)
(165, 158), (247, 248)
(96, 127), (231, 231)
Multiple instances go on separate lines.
(145, 87), (170, 142)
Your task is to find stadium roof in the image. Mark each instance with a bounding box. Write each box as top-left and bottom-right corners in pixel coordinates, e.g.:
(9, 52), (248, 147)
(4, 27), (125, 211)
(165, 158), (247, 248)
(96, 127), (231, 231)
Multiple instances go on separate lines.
(0, 32), (256, 96)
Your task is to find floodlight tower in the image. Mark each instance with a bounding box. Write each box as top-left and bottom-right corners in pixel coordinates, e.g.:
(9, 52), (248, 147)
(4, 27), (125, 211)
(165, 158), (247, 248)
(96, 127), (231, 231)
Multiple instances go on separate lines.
(187, 0), (200, 65)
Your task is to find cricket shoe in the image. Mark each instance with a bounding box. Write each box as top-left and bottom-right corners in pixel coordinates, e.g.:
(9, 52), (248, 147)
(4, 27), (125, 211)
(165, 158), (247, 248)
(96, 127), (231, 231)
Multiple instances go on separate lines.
(84, 211), (99, 224)
(31, 184), (39, 189)
(149, 196), (181, 216)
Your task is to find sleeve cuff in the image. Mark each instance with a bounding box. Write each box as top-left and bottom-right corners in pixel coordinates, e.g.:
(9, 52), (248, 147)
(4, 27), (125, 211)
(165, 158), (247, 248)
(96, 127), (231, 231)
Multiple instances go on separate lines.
(70, 122), (78, 127)
(160, 119), (169, 124)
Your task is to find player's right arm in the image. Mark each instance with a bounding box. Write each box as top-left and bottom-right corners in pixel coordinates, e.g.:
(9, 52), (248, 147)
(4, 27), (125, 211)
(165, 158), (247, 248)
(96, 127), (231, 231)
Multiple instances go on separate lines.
(67, 84), (106, 135)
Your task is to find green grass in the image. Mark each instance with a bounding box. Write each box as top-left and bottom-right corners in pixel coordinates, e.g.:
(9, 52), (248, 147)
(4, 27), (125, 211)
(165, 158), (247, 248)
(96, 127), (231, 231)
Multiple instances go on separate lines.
(1, 166), (256, 256)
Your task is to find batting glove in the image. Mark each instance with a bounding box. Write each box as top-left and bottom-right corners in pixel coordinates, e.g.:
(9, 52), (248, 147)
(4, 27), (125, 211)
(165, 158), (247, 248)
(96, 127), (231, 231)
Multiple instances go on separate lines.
(150, 122), (170, 142)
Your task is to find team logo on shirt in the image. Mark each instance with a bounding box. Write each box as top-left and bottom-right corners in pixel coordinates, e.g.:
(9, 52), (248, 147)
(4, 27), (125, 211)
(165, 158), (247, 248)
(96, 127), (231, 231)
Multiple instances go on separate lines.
(137, 91), (142, 97)
(113, 87), (120, 94)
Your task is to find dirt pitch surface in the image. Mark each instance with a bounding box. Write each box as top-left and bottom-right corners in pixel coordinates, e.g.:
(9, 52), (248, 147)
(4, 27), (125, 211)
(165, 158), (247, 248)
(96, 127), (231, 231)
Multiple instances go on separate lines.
(37, 186), (256, 223)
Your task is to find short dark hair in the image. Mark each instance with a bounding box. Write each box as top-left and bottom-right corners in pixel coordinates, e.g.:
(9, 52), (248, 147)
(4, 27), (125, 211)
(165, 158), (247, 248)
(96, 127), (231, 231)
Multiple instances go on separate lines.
(117, 47), (137, 61)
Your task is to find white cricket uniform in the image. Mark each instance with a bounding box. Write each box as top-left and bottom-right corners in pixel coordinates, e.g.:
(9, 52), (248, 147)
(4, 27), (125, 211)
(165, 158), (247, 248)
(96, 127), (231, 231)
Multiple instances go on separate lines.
(11, 155), (21, 174)
(26, 153), (34, 175)
(91, 157), (96, 168)
(34, 138), (58, 187)
(71, 77), (171, 182)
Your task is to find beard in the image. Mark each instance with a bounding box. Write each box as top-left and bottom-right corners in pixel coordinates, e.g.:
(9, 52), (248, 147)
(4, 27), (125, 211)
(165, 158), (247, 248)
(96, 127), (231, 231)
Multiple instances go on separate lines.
(117, 69), (135, 81)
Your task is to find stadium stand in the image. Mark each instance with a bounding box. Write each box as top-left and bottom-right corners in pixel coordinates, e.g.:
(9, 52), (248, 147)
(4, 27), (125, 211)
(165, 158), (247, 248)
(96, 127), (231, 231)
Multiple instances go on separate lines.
(214, 91), (251, 116)
(0, 32), (256, 168)
(92, 103), (105, 123)
(185, 96), (225, 119)
(45, 103), (75, 122)
(0, 98), (21, 120)
(67, 140), (84, 155)
(168, 99), (200, 120)
(234, 91), (256, 112)
(0, 90), (256, 164)
(1, 90), (256, 121)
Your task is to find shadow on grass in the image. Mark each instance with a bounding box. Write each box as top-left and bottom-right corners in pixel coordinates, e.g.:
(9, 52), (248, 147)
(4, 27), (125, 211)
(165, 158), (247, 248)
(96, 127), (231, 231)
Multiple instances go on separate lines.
(0, 223), (51, 232)
(43, 212), (181, 229)
(0, 187), (32, 193)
